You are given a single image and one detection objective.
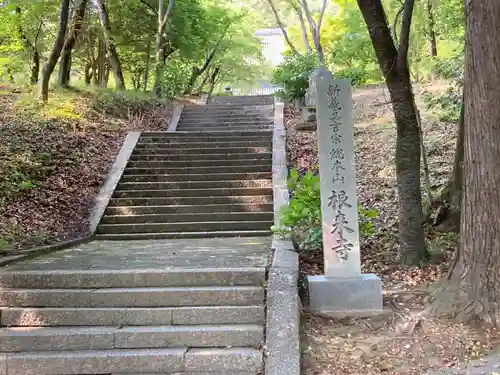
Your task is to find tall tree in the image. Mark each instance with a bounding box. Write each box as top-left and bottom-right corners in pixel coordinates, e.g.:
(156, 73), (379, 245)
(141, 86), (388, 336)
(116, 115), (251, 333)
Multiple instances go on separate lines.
(425, 0), (437, 57)
(437, 0), (500, 324)
(39, 0), (71, 102)
(265, 0), (301, 55)
(58, 0), (88, 87)
(14, 6), (43, 84)
(153, 0), (175, 97)
(299, 0), (327, 64)
(357, 0), (427, 264)
(95, 0), (126, 90)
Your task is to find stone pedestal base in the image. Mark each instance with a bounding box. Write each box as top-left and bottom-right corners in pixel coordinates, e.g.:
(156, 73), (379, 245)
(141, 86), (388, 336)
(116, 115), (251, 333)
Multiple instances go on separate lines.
(308, 274), (383, 317)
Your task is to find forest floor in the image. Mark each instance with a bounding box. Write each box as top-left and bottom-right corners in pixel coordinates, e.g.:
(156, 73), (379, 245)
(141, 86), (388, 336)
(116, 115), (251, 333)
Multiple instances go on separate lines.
(288, 83), (500, 375)
(0, 84), (172, 253)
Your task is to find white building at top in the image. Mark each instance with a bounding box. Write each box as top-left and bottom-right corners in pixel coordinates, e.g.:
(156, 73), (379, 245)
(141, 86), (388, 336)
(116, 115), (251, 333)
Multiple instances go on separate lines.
(254, 28), (287, 67)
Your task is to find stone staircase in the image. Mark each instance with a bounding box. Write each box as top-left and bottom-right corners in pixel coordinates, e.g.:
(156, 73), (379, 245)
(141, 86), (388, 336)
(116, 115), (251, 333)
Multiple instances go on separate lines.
(96, 97), (275, 240)
(0, 95), (276, 374)
(0, 244), (267, 374)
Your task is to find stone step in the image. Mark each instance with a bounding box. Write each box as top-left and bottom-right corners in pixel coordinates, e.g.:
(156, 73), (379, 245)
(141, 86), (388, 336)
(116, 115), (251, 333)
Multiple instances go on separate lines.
(0, 324), (263, 352)
(122, 165), (271, 175)
(105, 203), (274, 215)
(142, 130), (272, 137)
(2, 306), (265, 326)
(182, 105), (263, 111)
(179, 114), (272, 120)
(108, 195), (273, 207)
(138, 136), (272, 144)
(120, 172), (272, 182)
(132, 146), (272, 155)
(177, 121), (273, 127)
(116, 180), (271, 190)
(94, 230), (271, 240)
(97, 221), (273, 234)
(112, 187), (272, 198)
(0, 286), (264, 308)
(134, 140), (272, 149)
(112, 372), (259, 375)
(1, 347), (262, 374)
(126, 159), (271, 169)
(178, 115), (272, 121)
(129, 153), (272, 162)
(176, 126), (272, 132)
(101, 212), (274, 225)
(0, 268), (266, 289)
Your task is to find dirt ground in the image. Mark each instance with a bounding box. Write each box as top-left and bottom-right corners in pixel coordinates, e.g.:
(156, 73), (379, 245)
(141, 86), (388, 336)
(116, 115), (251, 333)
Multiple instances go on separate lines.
(286, 83), (500, 375)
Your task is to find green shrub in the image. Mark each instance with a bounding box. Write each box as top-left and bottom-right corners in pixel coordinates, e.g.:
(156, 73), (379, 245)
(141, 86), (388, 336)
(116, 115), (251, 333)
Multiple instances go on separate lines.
(274, 168), (379, 253)
(422, 54), (463, 123)
(272, 53), (319, 103)
(334, 67), (368, 86)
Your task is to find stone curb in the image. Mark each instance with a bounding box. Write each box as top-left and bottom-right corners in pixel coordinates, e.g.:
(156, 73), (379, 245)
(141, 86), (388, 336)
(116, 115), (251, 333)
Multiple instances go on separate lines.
(266, 96), (300, 375)
(167, 101), (184, 132)
(0, 132), (141, 268)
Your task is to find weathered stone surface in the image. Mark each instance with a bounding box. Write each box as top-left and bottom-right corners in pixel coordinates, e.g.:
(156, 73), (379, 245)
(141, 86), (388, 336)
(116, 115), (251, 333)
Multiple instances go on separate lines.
(88, 131), (141, 234)
(6, 348), (186, 375)
(308, 274), (383, 317)
(0, 326), (117, 352)
(1, 307), (174, 327)
(0, 268), (266, 289)
(184, 348), (263, 372)
(266, 256), (300, 375)
(0, 289), (91, 307)
(172, 306), (265, 325)
(0, 355), (6, 375)
(114, 324), (263, 349)
(3, 238), (270, 271)
(89, 286), (264, 307)
(113, 373), (258, 375)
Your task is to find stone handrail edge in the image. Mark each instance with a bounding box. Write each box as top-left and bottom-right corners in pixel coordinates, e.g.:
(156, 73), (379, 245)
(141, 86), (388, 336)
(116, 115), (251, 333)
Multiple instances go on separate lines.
(266, 96), (301, 375)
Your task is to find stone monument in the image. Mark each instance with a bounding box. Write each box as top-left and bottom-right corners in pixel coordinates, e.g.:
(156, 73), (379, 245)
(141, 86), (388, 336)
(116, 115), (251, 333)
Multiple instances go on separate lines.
(306, 67), (383, 317)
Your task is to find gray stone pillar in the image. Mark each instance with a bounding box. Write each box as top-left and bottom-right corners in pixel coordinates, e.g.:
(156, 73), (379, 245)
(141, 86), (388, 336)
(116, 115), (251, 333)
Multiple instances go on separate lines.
(306, 68), (383, 317)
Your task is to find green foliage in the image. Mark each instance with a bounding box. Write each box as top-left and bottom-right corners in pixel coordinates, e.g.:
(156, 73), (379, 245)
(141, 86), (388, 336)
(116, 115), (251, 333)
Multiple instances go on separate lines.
(272, 53), (318, 103)
(274, 168), (379, 253)
(422, 52), (464, 123)
(334, 67), (369, 86)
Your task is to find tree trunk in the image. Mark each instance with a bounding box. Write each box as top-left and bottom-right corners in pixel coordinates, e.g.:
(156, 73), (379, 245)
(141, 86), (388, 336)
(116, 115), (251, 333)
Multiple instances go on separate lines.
(39, 0), (71, 102)
(84, 62), (92, 85)
(300, 0), (327, 65)
(30, 49), (40, 85)
(183, 30), (227, 96)
(95, 0), (126, 90)
(207, 66), (221, 97)
(153, 34), (166, 97)
(357, 0), (427, 264)
(437, 95), (464, 232)
(143, 42), (151, 92)
(426, 0), (438, 57)
(435, 1), (500, 325)
(153, 0), (175, 97)
(266, 0), (300, 55)
(297, 10), (312, 53)
(58, 0), (88, 87)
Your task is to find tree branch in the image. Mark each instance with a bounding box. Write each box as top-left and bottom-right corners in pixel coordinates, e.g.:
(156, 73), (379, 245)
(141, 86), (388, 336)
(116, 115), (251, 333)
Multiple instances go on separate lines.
(398, 0), (415, 61)
(316, 0), (328, 35)
(139, 0), (158, 16)
(265, 0), (300, 56)
(393, 3), (404, 45)
(199, 23), (230, 74)
(160, 0), (175, 31)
